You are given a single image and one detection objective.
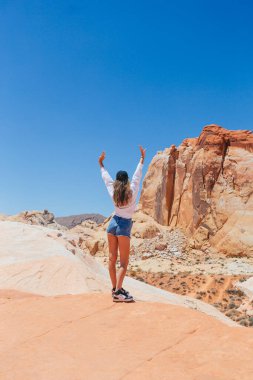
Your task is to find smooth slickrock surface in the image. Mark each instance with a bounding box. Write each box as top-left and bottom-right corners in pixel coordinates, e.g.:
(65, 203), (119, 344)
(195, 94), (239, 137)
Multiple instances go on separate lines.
(0, 290), (253, 380)
(139, 125), (253, 256)
(0, 220), (237, 325)
(0, 221), (109, 295)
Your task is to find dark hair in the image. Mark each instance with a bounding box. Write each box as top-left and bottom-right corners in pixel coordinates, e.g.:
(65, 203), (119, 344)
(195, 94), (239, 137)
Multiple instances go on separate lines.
(113, 170), (133, 206)
(116, 170), (128, 184)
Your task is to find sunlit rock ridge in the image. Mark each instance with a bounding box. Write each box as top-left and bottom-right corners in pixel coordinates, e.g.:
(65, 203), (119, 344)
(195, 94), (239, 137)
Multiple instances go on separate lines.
(139, 124), (253, 256)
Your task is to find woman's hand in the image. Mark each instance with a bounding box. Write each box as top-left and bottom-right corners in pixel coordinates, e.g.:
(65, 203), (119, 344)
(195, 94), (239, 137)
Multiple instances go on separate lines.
(98, 151), (106, 167)
(139, 145), (146, 163)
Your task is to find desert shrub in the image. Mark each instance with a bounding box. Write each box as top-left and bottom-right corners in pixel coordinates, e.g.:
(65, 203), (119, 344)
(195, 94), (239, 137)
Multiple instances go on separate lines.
(228, 302), (237, 309)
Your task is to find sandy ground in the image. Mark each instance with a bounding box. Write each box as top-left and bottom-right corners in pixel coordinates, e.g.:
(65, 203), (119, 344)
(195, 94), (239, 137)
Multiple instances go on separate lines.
(1, 290), (253, 380)
(127, 271), (253, 326)
(95, 248), (253, 326)
(128, 255), (253, 275)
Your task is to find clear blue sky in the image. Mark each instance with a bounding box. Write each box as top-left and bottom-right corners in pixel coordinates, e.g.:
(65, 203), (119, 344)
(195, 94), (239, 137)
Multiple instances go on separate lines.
(0, 0), (252, 217)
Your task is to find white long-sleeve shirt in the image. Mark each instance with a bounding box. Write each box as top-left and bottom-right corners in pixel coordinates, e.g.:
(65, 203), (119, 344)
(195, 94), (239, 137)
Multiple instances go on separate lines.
(101, 162), (143, 219)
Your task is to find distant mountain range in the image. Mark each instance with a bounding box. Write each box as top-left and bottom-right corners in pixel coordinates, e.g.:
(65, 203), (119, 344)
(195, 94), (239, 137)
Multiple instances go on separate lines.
(55, 213), (107, 229)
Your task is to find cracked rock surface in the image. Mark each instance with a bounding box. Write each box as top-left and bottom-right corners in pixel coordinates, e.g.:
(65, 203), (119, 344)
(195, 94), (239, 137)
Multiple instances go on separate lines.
(0, 291), (253, 380)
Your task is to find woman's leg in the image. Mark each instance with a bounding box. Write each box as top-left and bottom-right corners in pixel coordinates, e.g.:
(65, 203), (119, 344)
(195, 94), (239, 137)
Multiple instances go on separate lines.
(116, 236), (130, 290)
(107, 233), (118, 289)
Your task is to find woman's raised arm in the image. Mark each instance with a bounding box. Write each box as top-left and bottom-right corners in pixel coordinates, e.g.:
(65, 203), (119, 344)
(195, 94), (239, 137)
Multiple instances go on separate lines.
(130, 145), (146, 199)
(99, 151), (114, 198)
(139, 145), (146, 165)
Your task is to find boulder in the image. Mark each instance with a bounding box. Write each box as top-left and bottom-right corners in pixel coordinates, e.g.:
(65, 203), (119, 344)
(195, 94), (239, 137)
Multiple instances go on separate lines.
(85, 239), (100, 255)
(155, 242), (168, 251)
(131, 211), (162, 239)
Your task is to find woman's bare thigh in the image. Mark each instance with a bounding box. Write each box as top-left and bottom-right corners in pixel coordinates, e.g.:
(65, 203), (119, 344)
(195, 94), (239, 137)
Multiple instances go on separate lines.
(107, 233), (119, 261)
(117, 235), (130, 263)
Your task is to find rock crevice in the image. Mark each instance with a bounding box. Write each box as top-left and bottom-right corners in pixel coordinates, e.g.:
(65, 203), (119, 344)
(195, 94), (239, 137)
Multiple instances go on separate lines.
(166, 145), (178, 225)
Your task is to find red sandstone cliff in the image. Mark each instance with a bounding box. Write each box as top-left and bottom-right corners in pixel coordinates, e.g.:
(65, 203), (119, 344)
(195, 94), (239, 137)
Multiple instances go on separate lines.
(139, 125), (253, 256)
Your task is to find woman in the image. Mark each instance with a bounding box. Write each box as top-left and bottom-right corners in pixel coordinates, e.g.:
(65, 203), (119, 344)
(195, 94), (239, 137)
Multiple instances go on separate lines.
(98, 145), (146, 302)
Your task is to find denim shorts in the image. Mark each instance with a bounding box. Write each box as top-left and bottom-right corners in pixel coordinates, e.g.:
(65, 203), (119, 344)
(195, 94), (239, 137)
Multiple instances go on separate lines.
(106, 215), (133, 238)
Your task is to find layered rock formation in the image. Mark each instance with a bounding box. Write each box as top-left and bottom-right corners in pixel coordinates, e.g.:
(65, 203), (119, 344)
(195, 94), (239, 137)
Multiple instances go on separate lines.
(139, 125), (253, 256)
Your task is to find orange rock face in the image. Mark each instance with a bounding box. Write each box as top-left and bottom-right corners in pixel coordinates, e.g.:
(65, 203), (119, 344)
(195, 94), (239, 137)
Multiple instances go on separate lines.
(139, 125), (253, 256)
